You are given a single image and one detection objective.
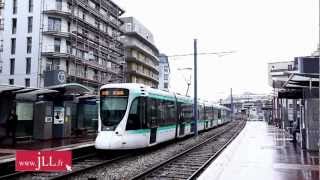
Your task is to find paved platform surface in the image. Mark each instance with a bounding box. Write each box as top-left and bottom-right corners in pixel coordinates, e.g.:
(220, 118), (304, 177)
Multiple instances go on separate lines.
(199, 121), (319, 180)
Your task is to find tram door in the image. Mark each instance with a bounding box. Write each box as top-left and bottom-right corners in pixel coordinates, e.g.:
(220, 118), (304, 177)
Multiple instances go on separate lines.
(177, 102), (185, 136)
(148, 98), (157, 144)
(150, 118), (157, 144)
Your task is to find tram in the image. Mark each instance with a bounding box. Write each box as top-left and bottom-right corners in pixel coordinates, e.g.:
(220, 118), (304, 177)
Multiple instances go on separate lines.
(95, 83), (231, 150)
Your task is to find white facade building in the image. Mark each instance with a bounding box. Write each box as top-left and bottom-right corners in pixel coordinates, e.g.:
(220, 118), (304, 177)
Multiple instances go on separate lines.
(0, 0), (124, 90)
(121, 17), (160, 88)
(158, 53), (170, 90)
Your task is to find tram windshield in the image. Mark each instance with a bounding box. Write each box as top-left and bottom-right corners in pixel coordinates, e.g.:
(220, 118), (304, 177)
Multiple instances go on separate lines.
(100, 89), (129, 130)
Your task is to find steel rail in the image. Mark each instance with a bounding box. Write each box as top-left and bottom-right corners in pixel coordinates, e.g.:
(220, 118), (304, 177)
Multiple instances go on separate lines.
(131, 121), (245, 180)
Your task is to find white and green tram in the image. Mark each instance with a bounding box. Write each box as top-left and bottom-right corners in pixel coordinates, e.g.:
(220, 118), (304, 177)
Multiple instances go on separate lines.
(95, 83), (231, 150)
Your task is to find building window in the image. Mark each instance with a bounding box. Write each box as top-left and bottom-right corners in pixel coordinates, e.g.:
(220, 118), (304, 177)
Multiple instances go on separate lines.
(46, 58), (60, 71)
(67, 21), (71, 32)
(11, 38), (16, 54)
(164, 83), (168, 89)
(164, 67), (169, 72)
(25, 78), (30, 87)
(288, 64), (292, 71)
(48, 17), (61, 31)
(82, 28), (88, 37)
(67, 2), (72, 10)
(82, 10), (87, 21)
(12, 18), (17, 34)
(66, 60), (69, 74)
(13, 0), (17, 14)
(54, 38), (61, 52)
(126, 23), (132, 32)
(28, 17), (33, 33)
(56, 0), (62, 11)
(27, 37), (32, 53)
(9, 79), (14, 85)
(26, 58), (31, 74)
(66, 41), (71, 53)
(10, 58), (15, 75)
(95, 18), (100, 28)
(28, 0), (33, 12)
(164, 74), (168, 81)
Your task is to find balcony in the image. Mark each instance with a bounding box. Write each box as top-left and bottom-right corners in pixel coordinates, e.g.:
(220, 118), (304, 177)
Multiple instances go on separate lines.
(122, 38), (159, 62)
(41, 45), (70, 58)
(42, 5), (72, 17)
(43, 26), (73, 38)
(126, 56), (158, 73)
(128, 70), (159, 83)
(67, 71), (118, 85)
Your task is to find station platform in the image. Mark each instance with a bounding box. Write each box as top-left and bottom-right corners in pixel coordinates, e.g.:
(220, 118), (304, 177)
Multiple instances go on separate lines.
(0, 135), (95, 164)
(199, 121), (319, 180)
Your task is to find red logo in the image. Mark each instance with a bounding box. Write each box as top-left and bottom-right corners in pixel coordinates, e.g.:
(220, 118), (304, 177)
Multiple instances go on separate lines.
(15, 151), (72, 172)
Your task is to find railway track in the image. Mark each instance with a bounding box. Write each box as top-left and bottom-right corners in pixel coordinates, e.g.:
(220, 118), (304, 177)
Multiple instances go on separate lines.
(131, 121), (245, 180)
(1, 121), (243, 180)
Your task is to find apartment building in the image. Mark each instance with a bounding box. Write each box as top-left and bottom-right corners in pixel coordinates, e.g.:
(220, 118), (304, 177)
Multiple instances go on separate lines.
(121, 17), (159, 88)
(158, 53), (170, 90)
(0, 0), (124, 91)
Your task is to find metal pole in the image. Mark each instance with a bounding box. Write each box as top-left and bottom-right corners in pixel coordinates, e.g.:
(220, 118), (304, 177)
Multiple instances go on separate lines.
(193, 39), (198, 136)
(231, 88), (233, 121)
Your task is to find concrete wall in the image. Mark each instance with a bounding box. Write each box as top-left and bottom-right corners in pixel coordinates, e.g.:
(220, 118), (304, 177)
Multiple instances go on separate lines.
(304, 98), (319, 151)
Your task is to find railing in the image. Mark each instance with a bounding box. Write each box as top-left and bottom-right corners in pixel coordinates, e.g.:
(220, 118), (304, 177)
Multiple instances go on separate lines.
(122, 38), (158, 61)
(42, 45), (67, 54)
(130, 69), (159, 82)
(126, 53), (158, 72)
(270, 68), (296, 72)
(43, 4), (72, 14)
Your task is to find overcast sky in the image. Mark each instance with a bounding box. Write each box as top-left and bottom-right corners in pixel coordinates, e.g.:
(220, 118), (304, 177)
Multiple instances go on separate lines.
(117, 0), (319, 101)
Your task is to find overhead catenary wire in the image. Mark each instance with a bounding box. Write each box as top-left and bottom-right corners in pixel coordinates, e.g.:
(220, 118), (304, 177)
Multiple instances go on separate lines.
(159, 51), (236, 58)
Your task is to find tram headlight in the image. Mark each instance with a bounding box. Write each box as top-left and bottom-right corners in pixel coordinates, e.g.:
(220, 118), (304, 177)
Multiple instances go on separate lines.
(102, 125), (116, 131)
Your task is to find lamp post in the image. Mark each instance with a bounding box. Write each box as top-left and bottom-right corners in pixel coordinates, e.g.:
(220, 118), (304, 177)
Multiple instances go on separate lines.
(194, 39), (198, 136)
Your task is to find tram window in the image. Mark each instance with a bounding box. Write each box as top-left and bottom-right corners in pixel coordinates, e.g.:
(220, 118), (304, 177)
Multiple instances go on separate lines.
(180, 103), (193, 123)
(214, 109), (218, 120)
(158, 100), (165, 125)
(218, 110), (221, 119)
(199, 106), (205, 120)
(126, 98), (141, 130)
(163, 100), (176, 125)
(177, 102), (182, 122)
(100, 96), (128, 128)
(147, 98), (177, 127)
(206, 107), (213, 120)
(147, 98), (158, 127)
